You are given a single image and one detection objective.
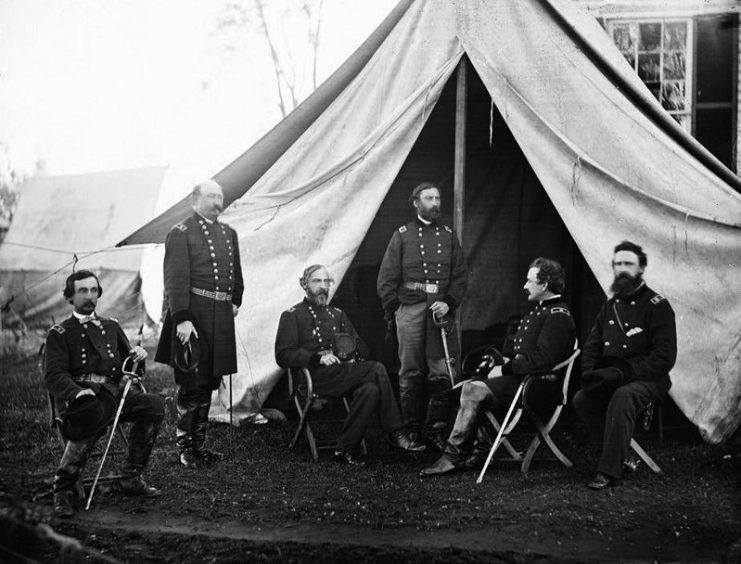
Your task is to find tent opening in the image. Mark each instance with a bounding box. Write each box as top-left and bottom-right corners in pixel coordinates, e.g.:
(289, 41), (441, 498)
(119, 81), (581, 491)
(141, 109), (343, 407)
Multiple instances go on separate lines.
(332, 58), (606, 381)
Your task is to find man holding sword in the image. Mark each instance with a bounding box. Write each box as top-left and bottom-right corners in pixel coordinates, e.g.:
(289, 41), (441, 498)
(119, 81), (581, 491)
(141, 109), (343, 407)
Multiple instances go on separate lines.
(377, 182), (468, 451)
(45, 270), (165, 517)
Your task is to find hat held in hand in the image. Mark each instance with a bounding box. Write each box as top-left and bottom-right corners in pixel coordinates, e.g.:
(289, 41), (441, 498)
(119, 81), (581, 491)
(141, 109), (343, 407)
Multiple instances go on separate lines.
(174, 335), (200, 373)
(62, 392), (117, 441)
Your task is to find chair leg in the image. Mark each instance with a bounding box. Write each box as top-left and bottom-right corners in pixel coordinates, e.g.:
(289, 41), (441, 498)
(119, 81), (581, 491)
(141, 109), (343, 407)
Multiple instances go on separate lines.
(304, 422), (319, 462)
(630, 438), (663, 474)
(521, 408), (573, 473)
(290, 395), (314, 450)
(483, 412), (522, 460)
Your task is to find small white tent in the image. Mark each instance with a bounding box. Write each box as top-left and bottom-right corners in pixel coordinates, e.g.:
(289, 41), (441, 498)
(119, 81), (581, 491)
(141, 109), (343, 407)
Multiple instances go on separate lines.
(120, 0), (741, 443)
(0, 167), (165, 327)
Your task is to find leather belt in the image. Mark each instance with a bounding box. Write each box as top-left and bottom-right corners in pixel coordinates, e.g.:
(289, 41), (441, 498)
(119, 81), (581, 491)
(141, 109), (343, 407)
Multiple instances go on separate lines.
(73, 374), (115, 385)
(404, 281), (440, 294)
(191, 287), (232, 302)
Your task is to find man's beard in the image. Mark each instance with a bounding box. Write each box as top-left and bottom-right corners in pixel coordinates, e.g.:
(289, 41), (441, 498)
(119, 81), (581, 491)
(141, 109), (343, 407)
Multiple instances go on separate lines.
(307, 288), (328, 306)
(76, 301), (96, 315)
(419, 206), (440, 221)
(611, 272), (643, 296)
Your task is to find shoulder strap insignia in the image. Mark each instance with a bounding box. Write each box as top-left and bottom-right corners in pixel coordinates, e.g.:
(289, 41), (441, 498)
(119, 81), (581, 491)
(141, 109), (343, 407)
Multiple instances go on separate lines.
(550, 306), (571, 315)
(50, 325), (65, 334)
(398, 225), (407, 233)
(286, 306), (296, 313)
(444, 225), (452, 233)
(174, 223), (187, 232)
(650, 294), (665, 305)
(108, 317), (119, 323)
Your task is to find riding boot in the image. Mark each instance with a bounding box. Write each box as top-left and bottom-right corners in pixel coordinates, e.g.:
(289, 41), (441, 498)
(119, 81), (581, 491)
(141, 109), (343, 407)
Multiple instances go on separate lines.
(119, 419), (161, 497)
(446, 382), (493, 457)
(176, 391), (199, 468)
(192, 401), (223, 464)
(53, 436), (96, 517)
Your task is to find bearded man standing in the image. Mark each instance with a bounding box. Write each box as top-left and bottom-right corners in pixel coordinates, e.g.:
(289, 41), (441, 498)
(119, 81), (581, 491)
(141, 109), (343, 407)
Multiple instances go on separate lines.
(377, 182), (468, 451)
(155, 179), (244, 469)
(573, 241), (677, 490)
(276, 264), (425, 466)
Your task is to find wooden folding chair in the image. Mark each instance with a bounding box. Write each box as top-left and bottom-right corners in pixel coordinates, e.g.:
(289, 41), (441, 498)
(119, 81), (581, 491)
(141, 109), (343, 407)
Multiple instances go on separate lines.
(477, 341), (581, 483)
(287, 367), (366, 461)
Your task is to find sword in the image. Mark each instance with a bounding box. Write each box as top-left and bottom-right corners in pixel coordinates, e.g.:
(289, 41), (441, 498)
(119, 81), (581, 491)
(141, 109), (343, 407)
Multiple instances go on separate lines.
(85, 360), (139, 511)
(433, 312), (456, 387)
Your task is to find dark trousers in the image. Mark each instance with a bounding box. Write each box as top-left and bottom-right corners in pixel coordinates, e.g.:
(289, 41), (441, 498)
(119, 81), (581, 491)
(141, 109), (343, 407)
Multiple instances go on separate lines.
(54, 388), (164, 493)
(312, 360), (404, 453)
(573, 380), (667, 479)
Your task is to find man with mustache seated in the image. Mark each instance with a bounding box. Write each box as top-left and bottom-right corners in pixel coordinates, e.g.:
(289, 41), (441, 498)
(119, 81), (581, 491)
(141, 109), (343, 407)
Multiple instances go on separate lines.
(155, 180), (244, 469)
(573, 241), (677, 490)
(420, 257), (576, 476)
(275, 264), (426, 466)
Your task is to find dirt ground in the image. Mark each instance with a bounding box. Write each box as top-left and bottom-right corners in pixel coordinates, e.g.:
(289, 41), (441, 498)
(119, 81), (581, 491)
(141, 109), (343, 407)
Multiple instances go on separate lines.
(2, 350), (741, 563)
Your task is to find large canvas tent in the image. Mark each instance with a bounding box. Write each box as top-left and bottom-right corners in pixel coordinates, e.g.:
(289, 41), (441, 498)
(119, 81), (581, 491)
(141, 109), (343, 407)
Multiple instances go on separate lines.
(0, 167), (166, 328)
(120, 0), (741, 443)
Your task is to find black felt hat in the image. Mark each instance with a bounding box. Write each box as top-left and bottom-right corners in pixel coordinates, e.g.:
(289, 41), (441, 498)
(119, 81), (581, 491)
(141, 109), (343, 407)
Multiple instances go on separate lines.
(61, 392), (117, 441)
(174, 336), (200, 373)
(332, 332), (358, 362)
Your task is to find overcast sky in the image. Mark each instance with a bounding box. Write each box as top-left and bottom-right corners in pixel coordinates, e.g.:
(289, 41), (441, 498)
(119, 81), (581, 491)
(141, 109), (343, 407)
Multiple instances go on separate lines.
(0, 0), (398, 195)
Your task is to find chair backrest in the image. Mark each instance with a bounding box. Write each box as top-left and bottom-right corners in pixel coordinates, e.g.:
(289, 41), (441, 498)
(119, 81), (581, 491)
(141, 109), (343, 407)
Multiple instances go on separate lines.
(551, 340), (580, 406)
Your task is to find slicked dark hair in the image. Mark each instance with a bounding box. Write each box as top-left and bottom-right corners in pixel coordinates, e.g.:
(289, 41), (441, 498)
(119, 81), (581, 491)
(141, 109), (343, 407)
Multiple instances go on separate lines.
(63, 270), (103, 301)
(409, 181), (438, 204)
(528, 257), (566, 294)
(613, 240), (647, 268)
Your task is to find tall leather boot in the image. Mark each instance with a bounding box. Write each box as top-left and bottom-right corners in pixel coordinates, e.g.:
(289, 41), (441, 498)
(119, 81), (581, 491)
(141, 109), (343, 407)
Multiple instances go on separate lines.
(192, 399), (223, 465)
(176, 391), (199, 469)
(120, 419), (162, 497)
(420, 382), (491, 477)
(53, 436), (96, 517)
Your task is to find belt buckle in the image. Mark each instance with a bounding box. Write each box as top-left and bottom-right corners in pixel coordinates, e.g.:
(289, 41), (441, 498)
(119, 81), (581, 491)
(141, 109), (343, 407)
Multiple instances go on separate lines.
(425, 283), (438, 293)
(215, 291), (226, 301)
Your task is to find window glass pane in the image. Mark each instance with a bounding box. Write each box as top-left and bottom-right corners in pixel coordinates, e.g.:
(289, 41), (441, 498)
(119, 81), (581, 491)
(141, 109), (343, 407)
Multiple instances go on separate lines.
(612, 24), (635, 53)
(639, 23), (661, 51)
(664, 22), (687, 51)
(622, 52), (636, 69)
(638, 53), (660, 82)
(662, 82), (686, 111)
(663, 51), (685, 80)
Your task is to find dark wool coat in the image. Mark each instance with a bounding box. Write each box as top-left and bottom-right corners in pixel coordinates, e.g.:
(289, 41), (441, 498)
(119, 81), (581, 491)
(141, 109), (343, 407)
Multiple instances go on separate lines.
(45, 315), (134, 416)
(275, 299), (379, 395)
(155, 213), (244, 378)
(581, 283), (676, 393)
(501, 296), (577, 377)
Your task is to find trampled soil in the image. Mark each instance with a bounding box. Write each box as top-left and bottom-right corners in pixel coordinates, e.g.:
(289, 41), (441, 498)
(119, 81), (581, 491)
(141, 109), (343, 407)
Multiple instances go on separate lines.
(2, 352), (740, 563)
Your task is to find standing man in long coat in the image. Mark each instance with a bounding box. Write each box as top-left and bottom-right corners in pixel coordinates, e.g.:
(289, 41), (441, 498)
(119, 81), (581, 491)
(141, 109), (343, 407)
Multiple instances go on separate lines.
(377, 182), (468, 450)
(155, 179), (244, 469)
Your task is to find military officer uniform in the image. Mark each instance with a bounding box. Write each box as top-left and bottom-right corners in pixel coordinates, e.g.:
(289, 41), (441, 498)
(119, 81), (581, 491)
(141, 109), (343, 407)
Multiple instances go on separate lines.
(45, 313), (165, 512)
(377, 217), (467, 445)
(573, 282), (676, 480)
(421, 296), (575, 475)
(275, 299), (414, 458)
(155, 212), (244, 465)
